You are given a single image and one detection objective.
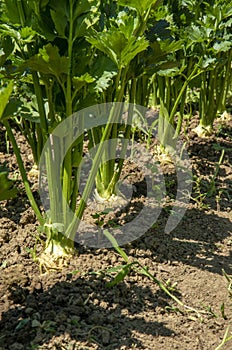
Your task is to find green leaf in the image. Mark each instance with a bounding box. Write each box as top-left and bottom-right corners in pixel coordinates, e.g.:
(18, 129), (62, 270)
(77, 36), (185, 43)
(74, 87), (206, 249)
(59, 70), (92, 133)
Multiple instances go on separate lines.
(2, 98), (22, 120)
(4, 0), (21, 24)
(48, 0), (99, 39)
(0, 36), (14, 65)
(26, 44), (69, 77)
(0, 81), (13, 120)
(50, 9), (67, 38)
(49, 0), (69, 17)
(87, 28), (148, 68)
(103, 230), (129, 262)
(104, 264), (126, 274)
(115, 12), (138, 37)
(0, 24), (20, 41)
(213, 41), (232, 52)
(72, 73), (95, 91)
(118, 0), (160, 15)
(19, 27), (37, 42)
(74, 11), (99, 39)
(187, 25), (212, 43)
(73, 0), (99, 19)
(201, 57), (216, 69)
(95, 71), (117, 92)
(157, 66), (181, 76)
(93, 56), (118, 76)
(18, 96), (40, 123)
(160, 39), (183, 54)
(15, 318), (30, 331)
(106, 264), (131, 287)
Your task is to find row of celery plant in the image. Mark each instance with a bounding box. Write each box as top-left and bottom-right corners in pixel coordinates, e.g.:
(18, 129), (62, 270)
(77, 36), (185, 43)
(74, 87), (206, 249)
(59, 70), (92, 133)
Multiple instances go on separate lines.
(0, 0), (232, 262)
(0, 0), (162, 262)
(152, 0), (232, 139)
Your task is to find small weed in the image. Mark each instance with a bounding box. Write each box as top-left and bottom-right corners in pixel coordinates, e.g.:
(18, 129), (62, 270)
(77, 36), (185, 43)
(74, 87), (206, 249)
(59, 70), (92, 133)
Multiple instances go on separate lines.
(92, 212), (105, 227)
(15, 317), (31, 331)
(25, 246), (38, 261)
(191, 175), (210, 209)
(164, 279), (179, 293)
(41, 320), (56, 333)
(92, 208), (115, 228)
(97, 230), (216, 319)
(215, 327), (232, 350)
(25, 230), (45, 262)
(220, 303), (227, 320)
(191, 148), (225, 209)
(201, 304), (218, 318)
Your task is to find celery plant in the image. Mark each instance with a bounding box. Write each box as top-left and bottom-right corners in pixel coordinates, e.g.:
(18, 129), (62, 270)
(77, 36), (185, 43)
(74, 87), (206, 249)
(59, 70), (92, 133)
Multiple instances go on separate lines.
(85, 0), (159, 201)
(0, 0), (100, 262)
(166, 0), (232, 137)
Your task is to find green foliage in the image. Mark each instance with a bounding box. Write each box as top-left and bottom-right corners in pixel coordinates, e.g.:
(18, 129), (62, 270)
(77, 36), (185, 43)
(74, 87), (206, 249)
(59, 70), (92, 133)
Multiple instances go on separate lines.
(0, 0), (231, 261)
(26, 44), (69, 77)
(86, 14), (148, 68)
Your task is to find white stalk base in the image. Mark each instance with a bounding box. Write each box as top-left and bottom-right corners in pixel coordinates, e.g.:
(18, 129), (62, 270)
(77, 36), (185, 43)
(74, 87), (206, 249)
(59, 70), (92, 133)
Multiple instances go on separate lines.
(193, 124), (213, 138)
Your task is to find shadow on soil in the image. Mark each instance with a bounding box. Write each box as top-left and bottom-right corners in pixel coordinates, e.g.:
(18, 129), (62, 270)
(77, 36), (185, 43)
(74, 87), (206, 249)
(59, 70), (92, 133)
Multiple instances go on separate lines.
(146, 207), (232, 275)
(0, 123), (231, 349)
(0, 275), (175, 350)
(0, 205), (231, 349)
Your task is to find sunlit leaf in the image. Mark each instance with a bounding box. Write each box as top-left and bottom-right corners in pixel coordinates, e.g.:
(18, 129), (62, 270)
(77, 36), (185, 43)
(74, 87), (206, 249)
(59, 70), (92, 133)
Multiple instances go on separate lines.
(201, 57), (216, 69)
(160, 39), (183, 53)
(118, 0), (160, 14)
(72, 73), (95, 91)
(95, 71), (117, 92)
(103, 230), (129, 262)
(157, 66), (181, 76)
(115, 12), (138, 37)
(74, 12), (99, 38)
(87, 28), (148, 68)
(73, 0), (99, 19)
(213, 41), (232, 52)
(19, 27), (37, 42)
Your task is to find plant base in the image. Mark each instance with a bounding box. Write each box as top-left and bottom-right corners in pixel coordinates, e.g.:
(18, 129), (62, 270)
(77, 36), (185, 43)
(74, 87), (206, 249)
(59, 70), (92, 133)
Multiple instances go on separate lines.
(91, 188), (128, 212)
(193, 124), (213, 137)
(153, 144), (175, 166)
(38, 236), (76, 274)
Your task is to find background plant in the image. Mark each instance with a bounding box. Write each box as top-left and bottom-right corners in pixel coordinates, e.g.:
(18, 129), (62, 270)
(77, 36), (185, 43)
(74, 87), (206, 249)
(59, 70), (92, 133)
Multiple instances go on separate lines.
(163, 0), (232, 136)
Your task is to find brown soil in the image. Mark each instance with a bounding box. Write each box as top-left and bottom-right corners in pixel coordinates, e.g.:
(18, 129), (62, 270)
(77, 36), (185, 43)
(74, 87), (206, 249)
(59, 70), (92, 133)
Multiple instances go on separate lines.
(0, 115), (232, 350)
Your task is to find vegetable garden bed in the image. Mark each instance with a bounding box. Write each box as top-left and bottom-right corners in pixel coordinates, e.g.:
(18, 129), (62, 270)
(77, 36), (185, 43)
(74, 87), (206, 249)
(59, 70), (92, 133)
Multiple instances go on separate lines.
(0, 115), (231, 350)
(1, 0), (232, 348)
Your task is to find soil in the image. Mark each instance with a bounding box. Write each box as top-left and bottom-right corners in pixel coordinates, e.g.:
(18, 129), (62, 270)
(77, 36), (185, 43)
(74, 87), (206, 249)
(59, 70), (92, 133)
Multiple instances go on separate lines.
(0, 114), (232, 350)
